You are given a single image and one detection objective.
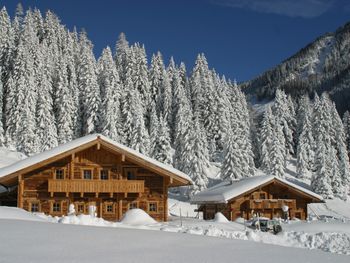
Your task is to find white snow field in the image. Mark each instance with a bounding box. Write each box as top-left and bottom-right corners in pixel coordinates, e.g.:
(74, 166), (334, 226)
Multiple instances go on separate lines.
(0, 218), (348, 263)
(1, 204), (350, 260)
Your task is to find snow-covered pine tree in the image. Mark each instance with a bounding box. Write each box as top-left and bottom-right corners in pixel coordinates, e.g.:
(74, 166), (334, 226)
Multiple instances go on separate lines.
(114, 32), (129, 84)
(149, 52), (164, 104)
(296, 103), (314, 179)
(35, 40), (58, 152)
(187, 113), (209, 196)
(6, 11), (38, 154)
(273, 89), (296, 156)
(133, 44), (151, 109)
(343, 110), (350, 155)
(77, 31), (101, 135)
(173, 82), (193, 173)
(311, 94), (334, 198)
(98, 46), (122, 142)
(0, 67), (4, 145)
(54, 33), (78, 144)
(221, 124), (244, 180)
(151, 114), (172, 165)
(259, 106), (274, 173)
(128, 90), (150, 155)
(269, 118), (286, 178)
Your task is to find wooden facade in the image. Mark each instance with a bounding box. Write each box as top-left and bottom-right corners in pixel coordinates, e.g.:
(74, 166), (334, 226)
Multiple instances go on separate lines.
(0, 135), (191, 222)
(197, 179), (322, 221)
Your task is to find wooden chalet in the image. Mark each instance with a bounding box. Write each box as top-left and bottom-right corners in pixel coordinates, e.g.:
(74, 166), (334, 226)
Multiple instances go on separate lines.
(191, 176), (323, 221)
(0, 134), (192, 222)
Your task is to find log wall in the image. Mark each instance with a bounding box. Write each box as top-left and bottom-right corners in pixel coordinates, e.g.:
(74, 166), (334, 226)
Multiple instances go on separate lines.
(16, 145), (169, 222)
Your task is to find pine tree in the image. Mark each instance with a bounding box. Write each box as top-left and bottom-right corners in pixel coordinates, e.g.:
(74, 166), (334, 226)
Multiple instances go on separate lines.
(259, 106), (274, 172)
(114, 32), (129, 84)
(151, 114), (172, 165)
(221, 125), (244, 180)
(77, 31), (100, 135)
(269, 119), (286, 178)
(98, 46), (122, 141)
(343, 110), (350, 155)
(35, 41), (58, 152)
(296, 106), (314, 179)
(273, 89), (296, 156)
(187, 114), (209, 195)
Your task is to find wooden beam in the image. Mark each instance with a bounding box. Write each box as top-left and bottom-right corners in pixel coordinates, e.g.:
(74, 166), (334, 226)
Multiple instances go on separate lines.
(118, 199), (122, 220)
(17, 174), (24, 209)
(97, 142), (101, 150)
(70, 153), (75, 180)
(121, 154), (125, 162)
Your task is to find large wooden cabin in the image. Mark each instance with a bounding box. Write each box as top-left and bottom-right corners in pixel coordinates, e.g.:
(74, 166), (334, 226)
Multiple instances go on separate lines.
(191, 176), (323, 221)
(0, 134), (191, 222)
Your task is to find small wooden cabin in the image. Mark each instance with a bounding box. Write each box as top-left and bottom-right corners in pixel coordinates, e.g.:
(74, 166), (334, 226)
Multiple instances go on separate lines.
(0, 134), (191, 222)
(191, 176), (323, 221)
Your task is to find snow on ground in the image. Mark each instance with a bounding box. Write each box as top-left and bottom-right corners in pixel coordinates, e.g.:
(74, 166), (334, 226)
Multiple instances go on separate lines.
(120, 208), (157, 225)
(168, 197), (199, 218)
(1, 205), (349, 256)
(0, 218), (348, 263)
(0, 206), (46, 222)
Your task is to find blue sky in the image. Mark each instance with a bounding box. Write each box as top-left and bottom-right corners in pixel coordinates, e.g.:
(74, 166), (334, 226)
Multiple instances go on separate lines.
(1, 0), (350, 81)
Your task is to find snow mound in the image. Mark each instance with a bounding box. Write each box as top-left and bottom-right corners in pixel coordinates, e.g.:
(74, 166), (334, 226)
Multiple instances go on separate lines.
(213, 212), (229, 223)
(0, 206), (45, 222)
(120, 209), (157, 225)
(59, 214), (114, 227)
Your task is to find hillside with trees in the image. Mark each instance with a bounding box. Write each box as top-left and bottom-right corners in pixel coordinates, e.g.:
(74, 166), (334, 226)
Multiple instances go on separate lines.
(0, 4), (349, 199)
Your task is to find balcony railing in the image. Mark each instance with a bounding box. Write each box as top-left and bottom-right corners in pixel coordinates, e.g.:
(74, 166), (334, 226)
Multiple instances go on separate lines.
(247, 199), (296, 210)
(48, 179), (144, 194)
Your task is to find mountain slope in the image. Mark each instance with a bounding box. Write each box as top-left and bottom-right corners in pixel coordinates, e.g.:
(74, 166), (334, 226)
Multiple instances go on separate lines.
(242, 22), (350, 114)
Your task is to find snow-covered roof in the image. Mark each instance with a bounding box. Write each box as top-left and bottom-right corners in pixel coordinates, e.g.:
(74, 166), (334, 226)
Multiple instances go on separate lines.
(191, 175), (323, 204)
(0, 134), (192, 185)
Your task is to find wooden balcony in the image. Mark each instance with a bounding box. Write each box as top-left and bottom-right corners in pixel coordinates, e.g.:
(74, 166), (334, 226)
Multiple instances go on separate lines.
(48, 179), (144, 195)
(247, 199), (296, 210)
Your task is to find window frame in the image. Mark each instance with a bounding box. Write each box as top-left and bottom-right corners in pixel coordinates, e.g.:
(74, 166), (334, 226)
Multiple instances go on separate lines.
(99, 169), (110, 180)
(81, 168), (93, 180)
(30, 201), (40, 213)
(104, 202), (114, 214)
(54, 168), (66, 180)
(128, 201), (139, 210)
(51, 201), (62, 214)
(259, 193), (266, 199)
(148, 202), (158, 213)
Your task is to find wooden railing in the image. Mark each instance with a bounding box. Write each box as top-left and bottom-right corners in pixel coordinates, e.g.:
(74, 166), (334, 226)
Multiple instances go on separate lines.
(247, 199), (296, 210)
(48, 179), (144, 194)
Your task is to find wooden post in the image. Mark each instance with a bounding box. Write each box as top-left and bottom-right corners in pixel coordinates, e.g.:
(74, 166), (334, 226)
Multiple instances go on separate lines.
(70, 153), (75, 180)
(121, 154), (125, 162)
(17, 174), (24, 209)
(163, 177), (168, 222)
(119, 199), (123, 220)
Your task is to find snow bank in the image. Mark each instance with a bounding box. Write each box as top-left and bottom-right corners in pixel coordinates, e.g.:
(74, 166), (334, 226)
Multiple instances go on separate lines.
(120, 209), (157, 225)
(0, 206), (45, 222)
(59, 214), (115, 227)
(213, 212), (229, 223)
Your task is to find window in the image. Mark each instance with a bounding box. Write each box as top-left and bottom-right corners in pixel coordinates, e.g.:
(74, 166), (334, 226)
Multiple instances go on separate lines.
(83, 170), (92, 180)
(106, 204), (113, 213)
(52, 202), (61, 212)
(259, 193), (266, 199)
(77, 204), (84, 214)
(149, 202), (157, 212)
(100, 170), (109, 180)
(31, 203), (39, 212)
(127, 171), (136, 180)
(129, 202), (138, 210)
(55, 169), (64, 179)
